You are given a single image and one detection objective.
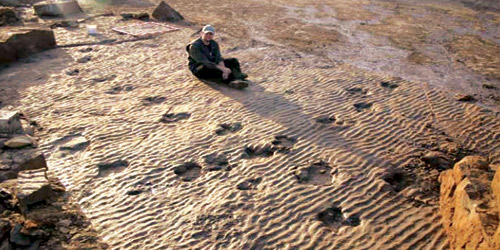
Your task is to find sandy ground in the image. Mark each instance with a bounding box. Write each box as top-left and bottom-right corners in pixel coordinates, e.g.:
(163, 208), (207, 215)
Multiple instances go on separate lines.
(1, 0), (500, 249)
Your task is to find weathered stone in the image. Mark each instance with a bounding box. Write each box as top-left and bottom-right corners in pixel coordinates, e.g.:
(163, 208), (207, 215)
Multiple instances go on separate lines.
(152, 1), (183, 22)
(9, 224), (29, 246)
(16, 169), (51, 211)
(439, 156), (499, 250)
(0, 8), (18, 26)
(33, 0), (82, 17)
(4, 135), (35, 148)
(18, 154), (47, 172)
(0, 111), (23, 135)
(0, 28), (56, 64)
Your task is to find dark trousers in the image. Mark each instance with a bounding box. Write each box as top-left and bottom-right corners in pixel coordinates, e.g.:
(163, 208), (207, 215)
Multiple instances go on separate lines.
(192, 58), (244, 83)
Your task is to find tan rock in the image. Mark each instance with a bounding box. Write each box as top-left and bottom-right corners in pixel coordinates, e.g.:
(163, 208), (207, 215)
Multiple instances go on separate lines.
(0, 28), (56, 64)
(439, 156), (499, 250)
(4, 135), (35, 148)
(33, 0), (82, 17)
(152, 1), (183, 22)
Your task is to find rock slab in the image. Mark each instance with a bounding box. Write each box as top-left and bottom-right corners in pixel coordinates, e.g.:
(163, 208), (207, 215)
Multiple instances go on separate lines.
(16, 169), (51, 211)
(152, 1), (183, 22)
(439, 156), (500, 250)
(0, 29), (56, 64)
(33, 0), (82, 17)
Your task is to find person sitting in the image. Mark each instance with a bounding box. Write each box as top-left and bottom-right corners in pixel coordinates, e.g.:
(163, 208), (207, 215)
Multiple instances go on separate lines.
(187, 25), (248, 88)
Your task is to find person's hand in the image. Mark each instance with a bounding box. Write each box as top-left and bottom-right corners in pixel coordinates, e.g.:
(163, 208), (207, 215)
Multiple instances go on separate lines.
(221, 67), (231, 79)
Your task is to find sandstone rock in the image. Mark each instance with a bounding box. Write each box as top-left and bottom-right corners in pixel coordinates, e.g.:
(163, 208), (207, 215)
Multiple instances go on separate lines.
(18, 154), (47, 172)
(0, 8), (18, 26)
(152, 1), (183, 22)
(0, 111), (23, 135)
(0, 28), (56, 64)
(3, 135), (35, 148)
(33, 0), (82, 17)
(439, 156), (499, 250)
(16, 169), (51, 212)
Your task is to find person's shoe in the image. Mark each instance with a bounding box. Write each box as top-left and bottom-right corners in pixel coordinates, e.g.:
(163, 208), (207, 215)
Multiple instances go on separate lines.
(228, 80), (248, 89)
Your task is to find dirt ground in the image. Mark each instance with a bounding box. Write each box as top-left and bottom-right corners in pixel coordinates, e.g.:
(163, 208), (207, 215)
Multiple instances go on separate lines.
(1, 0), (500, 249)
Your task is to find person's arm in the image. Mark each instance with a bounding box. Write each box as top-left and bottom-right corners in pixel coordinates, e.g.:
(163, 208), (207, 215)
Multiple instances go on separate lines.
(212, 42), (231, 78)
(216, 61), (231, 80)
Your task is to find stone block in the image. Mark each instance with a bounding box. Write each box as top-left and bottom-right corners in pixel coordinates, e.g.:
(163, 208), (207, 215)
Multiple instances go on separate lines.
(0, 28), (56, 64)
(33, 0), (82, 17)
(3, 135), (35, 149)
(19, 154), (46, 172)
(152, 1), (183, 22)
(16, 169), (51, 211)
(0, 111), (23, 135)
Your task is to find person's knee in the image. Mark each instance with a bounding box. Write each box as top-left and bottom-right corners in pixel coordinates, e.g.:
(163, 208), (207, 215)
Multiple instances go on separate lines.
(224, 58), (240, 67)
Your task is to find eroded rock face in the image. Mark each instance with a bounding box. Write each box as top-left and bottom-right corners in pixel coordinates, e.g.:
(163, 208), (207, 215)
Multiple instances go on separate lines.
(0, 28), (56, 64)
(439, 156), (500, 249)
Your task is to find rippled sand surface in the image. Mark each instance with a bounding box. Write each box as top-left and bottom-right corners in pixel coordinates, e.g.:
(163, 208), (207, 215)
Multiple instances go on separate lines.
(2, 0), (500, 249)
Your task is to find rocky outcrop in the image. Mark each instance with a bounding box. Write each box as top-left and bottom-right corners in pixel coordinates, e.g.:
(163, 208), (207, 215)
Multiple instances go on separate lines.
(0, 28), (56, 64)
(33, 0), (82, 17)
(0, 111), (108, 249)
(152, 1), (183, 22)
(439, 156), (500, 250)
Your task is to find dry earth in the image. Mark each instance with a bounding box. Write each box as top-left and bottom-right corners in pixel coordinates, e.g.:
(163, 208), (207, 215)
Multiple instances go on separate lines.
(1, 0), (500, 249)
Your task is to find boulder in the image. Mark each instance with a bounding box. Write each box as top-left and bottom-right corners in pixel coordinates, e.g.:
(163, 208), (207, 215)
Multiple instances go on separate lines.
(18, 154), (47, 172)
(16, 169), (51, 212)
(439, 156), (499, 249)
(0, 28), (56, 64)
(0, 111), (23, 135)
(3, 135), (35, 149)
(0, 8), (18, 26)
(152, 1), (183, 22)
(33, 0), (82, 17)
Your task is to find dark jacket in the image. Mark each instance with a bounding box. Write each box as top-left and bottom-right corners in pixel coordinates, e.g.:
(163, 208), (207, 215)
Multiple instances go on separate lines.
(187, 38), (223, 73)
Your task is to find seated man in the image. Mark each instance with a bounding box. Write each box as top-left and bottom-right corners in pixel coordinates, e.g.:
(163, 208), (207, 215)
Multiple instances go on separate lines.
(187, 25), (248, 88)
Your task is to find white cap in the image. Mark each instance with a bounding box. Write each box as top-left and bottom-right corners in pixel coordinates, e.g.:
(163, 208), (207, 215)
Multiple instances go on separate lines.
(202, 24), (215, 34)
